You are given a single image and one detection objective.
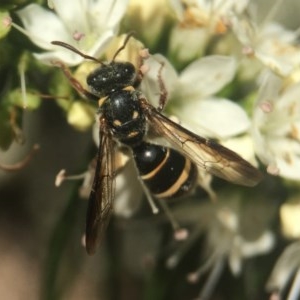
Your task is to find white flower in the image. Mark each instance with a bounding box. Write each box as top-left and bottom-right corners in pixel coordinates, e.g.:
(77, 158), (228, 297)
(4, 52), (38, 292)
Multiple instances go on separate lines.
(251, 71), (300, 179)
(16, 0), (129, 65)
(171, 0), (249, 30)
(142, 53), (251, 141)
(166, 192), (275, 299)
(169, 0), (249, 62)
(205, 206), (274, 277)
(230, 2), (300, 77)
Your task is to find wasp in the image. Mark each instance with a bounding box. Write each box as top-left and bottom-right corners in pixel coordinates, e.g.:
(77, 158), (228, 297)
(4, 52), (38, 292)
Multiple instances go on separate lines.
(52, 34), (262, 255)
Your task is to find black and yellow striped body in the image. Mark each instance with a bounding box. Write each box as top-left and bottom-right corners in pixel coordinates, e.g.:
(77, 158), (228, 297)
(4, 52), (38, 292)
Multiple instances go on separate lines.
(53, 38), (263, 255)
(132, 142), (198, 199)
(89, 58), (199, 200)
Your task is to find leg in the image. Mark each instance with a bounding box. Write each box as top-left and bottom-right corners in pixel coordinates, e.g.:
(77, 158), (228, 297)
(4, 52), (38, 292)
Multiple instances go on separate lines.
(52, 60), (98, 102)
(135, 54), (168, 111)
(133, 48), (150, 88)
(156, 62), (168, 112)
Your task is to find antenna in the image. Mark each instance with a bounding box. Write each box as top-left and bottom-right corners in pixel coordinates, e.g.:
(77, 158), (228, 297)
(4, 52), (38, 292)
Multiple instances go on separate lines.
(51, 41), (104, 65)
(112, 31), (135, 61)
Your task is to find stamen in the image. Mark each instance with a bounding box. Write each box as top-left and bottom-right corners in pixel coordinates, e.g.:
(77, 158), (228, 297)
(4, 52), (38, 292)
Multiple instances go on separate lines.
(10, 22), (34, 40)
(18, 57), (27, 109)
(73, 30), (85, 42)
(166, 226), (203, 269)
(187, 250), (219, 283)
(267, 163), (280, 176)
(144, 188), (160, 214)
(196, 256), (225, 300)
(139, 48), (150, 59)
(55, 169), (67, 187)
(55, 169), (88, 187)
(158, 199), (188, 238)
(81, 234), (86, 248)
(259, 101), (273, 113)
(242, 46), (255, 57)
(140, 63), (150, 75)
(174, 228), (189, 241)
(269, 293), (281, 300)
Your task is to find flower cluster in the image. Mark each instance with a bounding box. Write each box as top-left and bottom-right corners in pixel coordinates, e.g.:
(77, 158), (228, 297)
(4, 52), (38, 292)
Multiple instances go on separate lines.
(2, 0), (300, 299)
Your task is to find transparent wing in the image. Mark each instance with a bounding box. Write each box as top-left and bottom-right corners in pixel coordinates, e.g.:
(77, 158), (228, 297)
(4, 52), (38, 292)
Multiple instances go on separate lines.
(85, 118), (116, 255)
(143, 103), (263, 187)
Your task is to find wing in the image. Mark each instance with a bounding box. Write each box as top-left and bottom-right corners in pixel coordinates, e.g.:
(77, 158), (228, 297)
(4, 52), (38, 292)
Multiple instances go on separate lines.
(142, 102), (263, 187)
(85, 117), (116, 255)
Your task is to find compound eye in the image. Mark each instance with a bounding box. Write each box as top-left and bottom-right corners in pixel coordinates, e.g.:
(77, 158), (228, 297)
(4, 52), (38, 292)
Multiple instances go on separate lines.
(86, 67), (111, 95)
(120, 62), (136, 83)
(124, 63), (135, 74)
(87, 69), (100, 85)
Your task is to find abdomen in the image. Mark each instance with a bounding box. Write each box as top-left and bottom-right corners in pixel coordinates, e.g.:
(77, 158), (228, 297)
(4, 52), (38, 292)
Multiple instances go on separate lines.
(132, 142), (198, 199)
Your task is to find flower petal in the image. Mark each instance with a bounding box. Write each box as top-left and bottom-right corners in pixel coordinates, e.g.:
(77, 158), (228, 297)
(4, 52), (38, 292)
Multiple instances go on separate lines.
(141, 54), (178, 107)
(90, 0), (129, 28)
(179, 55), (237, 99)
(241, 231), (275, 258)
(33, 50), (83, 66)
(86, 29), (115, 58)
(32, 29), (114, 65)
(17, 4), (71, 50)
(51, 0), (89, 33)
(221, 135), (258, 166)
(255, 50), (294, 77)
(174, 98), (250, 138)
(169, 27), (208, 64)
(271, 139), (300, 180)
